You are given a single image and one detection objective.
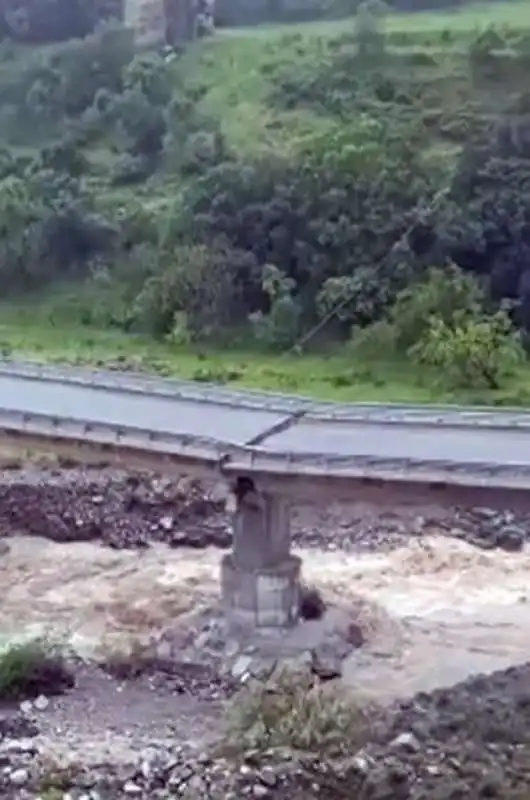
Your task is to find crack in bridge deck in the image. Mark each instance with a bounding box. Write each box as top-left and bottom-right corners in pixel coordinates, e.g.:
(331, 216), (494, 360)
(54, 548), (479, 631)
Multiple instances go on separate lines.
(244, 409), (308, 448)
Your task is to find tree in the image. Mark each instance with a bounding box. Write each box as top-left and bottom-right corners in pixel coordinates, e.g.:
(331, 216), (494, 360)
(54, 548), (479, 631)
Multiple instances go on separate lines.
(250, 264), (302, 350)
(411, 309), (524, 390)
(389, 264), (485, 351)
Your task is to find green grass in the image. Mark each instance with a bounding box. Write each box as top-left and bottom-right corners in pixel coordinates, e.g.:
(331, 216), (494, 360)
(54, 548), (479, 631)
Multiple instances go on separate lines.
(174, 0), (530, 162)
(178, 29), (336, 156)
(216, 0), (530, 40)
(3, 300), (530, 406)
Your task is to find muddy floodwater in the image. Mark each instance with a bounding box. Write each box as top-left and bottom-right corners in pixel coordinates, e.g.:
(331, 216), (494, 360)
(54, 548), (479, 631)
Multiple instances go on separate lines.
(1, 534), (530, 698)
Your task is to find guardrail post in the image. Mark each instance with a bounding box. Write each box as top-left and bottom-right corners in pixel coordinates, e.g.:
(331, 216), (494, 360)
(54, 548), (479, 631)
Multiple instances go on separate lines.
(221, 477), (301, 628)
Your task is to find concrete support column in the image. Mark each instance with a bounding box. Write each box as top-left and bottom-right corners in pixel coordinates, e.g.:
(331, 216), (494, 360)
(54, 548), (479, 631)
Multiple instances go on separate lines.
(221, 478), (301, 629)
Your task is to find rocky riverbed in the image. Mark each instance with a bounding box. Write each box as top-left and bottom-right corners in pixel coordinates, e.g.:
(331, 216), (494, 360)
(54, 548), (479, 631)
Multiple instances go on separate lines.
(1, 659), (530, 798)
(0, 466), (527, 553)
(0, 466), (529, 798)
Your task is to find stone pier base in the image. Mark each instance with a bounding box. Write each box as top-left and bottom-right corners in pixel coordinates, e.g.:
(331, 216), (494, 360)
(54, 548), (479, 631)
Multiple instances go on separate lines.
(221, 553), (301, 629)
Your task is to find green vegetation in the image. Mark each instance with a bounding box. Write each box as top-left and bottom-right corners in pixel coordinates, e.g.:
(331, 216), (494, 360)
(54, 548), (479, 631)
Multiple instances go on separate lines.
(1, 2), (530, 403)
(225, 663), (378, 757)
(0, 637), (73, 699)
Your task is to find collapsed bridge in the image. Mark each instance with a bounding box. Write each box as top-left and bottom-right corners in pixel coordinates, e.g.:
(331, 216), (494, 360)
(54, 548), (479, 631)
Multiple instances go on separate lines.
(1, 359), (530, 629)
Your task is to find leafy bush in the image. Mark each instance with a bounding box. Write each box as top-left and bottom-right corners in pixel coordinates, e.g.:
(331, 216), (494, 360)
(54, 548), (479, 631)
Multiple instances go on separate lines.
(0, 637), (74, 700)
(0, 23), (135, 142)
(388, 265), (486, 352)
(0, 5), (528, 370)
(110, 153), (152, 185)
(317, 268), (392, 330)
(411, 309), (524, 390)
(349, 319), (398, 360)
(0, 167), (117, 292)
(179, 130), (226, 175)
(348, 265), (513, 385)
(250, 264), (303, 349)
(170, 121), (433, 341)
(225, 663), (378, 757)
(110, 86), (167, 156)
(1, 0), (104, 42)
(131, 244), (259, 340)
(44, 24), (135, 116)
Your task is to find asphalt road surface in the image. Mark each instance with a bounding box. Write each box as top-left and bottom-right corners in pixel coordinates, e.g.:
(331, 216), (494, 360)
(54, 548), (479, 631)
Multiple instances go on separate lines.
(0, 361), (529, 471)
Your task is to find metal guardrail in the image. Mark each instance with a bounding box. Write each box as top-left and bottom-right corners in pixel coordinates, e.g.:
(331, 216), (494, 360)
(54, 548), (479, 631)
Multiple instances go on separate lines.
(0, 360), (312, 414)
(0, 408), (228, 463)
(2, 359), (530, 430)
(1, 360), (530, 491)
(225, 448), (530, 490)
(301, 408), (530, 430)
(1, 405), (530, 490)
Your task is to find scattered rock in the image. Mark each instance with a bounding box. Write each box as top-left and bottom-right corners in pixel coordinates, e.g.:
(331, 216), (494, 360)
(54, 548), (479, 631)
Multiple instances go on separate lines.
(299, 585), (326, 621)
(33, 695), (49, 711)
(0, 662), (528, 798)
(346, 622), (365, 649)
(98, 656), (236, 700)
(0, 472), (229, 550)
(1, 470), (530, 800)
(123, 779), (143, 795)
(310, 648), (342, 681)
(8, 767), (29, 786)
(1, 469), (530, 558)
(0, 716), (38, 740)
(495, 526), (525, 552)
(231, 655), (254, 682)
(294, 502), (530, 554)
(390, 731), (422, 753)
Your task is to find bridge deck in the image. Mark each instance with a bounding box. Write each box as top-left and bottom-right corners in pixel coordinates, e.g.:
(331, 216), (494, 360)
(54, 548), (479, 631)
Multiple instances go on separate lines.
(0, 370), (287, 446)
(262, 416), (530, 467)
(0, 361), (530, 489)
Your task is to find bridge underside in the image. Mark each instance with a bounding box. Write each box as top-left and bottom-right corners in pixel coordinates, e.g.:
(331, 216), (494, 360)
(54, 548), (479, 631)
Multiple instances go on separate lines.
(0, 430), (303, 628)
(2, 428), (530, 631)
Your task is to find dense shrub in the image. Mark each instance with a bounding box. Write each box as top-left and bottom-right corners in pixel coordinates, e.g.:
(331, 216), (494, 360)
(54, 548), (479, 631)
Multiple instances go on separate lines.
(411, 309), (524, 390)
(225, 663), (379, 757)
(0, 638), (74, 699)
(131, 244), (259, 339)
(161, 118), (434, 337)
(0, 0), (120, 43)
(351, 267), (524, 391)
(0, 165), (117, 293)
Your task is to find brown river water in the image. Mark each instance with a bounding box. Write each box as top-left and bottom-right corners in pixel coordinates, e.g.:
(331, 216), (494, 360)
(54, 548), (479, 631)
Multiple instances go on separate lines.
(1, 534), (530, 698)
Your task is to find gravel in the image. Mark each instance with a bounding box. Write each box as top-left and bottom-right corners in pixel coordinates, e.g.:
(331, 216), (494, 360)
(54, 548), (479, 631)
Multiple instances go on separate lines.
(0, 661), (530, 798)
(0, 467), (528, 553)
(98, 656), (237, 700)
(0, 470), (231, 550)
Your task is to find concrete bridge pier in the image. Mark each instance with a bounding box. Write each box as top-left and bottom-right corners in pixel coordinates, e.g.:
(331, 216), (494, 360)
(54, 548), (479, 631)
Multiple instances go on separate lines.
(221, 477), (301, 629)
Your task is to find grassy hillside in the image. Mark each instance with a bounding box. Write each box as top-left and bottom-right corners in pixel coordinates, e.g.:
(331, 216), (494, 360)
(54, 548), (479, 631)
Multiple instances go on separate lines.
(1, 1), (530, 403)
